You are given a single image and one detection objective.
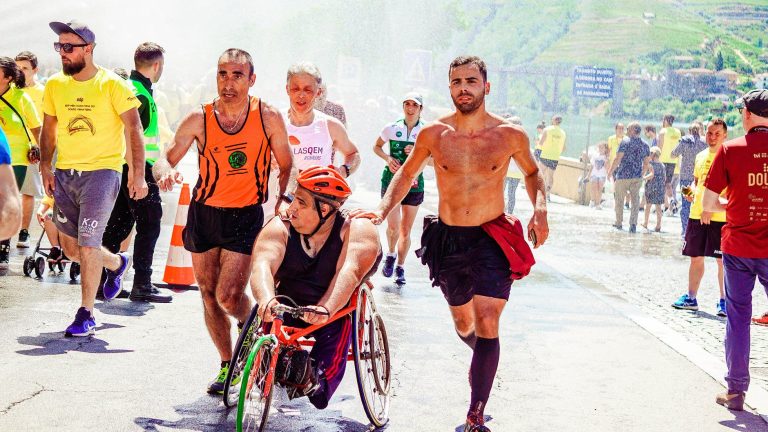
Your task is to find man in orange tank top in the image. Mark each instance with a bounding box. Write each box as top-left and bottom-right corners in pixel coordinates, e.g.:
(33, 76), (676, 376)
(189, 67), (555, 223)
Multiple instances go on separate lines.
(154, 49), (293, 394)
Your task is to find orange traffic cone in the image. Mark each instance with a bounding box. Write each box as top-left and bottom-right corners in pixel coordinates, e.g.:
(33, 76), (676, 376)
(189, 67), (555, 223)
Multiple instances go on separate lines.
(162, 183), (197, 289)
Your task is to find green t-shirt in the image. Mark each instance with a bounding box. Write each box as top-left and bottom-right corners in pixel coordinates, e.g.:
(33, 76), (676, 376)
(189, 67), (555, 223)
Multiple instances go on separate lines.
(380, 118), (424, 193)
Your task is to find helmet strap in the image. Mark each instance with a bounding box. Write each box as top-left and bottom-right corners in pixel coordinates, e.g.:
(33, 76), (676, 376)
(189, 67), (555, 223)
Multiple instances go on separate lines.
(302, 198), (337, 250)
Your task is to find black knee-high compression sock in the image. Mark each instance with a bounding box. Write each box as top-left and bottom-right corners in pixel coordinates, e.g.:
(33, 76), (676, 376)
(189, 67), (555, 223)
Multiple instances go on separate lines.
(456, 329), (477, 350)
(468, 337), (500, 422)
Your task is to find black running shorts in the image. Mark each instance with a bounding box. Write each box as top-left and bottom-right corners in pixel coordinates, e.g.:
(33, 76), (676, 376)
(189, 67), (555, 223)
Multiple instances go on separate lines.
(682, 219), (724, 259)
(380, 186), (424, 207)
(417, 216), (512, 306)
(183, 200), (264, 255)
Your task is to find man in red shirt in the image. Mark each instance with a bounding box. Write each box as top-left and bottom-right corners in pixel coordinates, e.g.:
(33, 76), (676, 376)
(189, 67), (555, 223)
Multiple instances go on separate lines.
(703, 89), (768, 411)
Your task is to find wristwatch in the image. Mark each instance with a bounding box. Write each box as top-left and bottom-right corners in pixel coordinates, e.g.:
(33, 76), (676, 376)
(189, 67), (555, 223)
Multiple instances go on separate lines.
(340, 164), (351, 177)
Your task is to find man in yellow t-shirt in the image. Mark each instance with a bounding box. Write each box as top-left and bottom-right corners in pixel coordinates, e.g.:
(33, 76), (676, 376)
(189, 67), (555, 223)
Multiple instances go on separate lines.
(39, 20), (147, 337)
(658, 114), (682, 213)
(537, 115), (566, 201)
(15, 52), (47, 248)
(14, 51), (44, 112)
(671, 119), (728, 316)
(15, 51), (46, 207)
(606, 122), (625, 166)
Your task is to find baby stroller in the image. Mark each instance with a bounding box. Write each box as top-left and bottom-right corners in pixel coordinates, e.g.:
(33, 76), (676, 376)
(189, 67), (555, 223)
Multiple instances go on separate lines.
(22, 230), (80, 281)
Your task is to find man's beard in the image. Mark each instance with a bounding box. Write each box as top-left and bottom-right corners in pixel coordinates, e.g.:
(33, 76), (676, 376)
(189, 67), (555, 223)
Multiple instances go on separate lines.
(62, 58), (86, 76)
(452, 92), (484, 114)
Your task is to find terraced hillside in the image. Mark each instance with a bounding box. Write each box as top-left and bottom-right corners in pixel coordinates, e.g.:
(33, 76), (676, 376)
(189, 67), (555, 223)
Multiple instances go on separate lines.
(530, 0), (767, 73)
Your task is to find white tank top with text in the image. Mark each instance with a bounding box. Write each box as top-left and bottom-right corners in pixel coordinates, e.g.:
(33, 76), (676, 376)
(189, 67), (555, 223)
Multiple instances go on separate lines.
(285, 109), (334, 170)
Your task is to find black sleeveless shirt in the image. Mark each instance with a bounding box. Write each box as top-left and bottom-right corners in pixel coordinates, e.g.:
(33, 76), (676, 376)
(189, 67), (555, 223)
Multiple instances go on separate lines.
(275, 215), (346, 306)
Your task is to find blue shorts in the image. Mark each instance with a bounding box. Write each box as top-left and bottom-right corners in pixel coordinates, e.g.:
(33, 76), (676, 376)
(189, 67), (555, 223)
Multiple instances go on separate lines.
(539, 158), (559, 170)
(53, 169), (121, 247)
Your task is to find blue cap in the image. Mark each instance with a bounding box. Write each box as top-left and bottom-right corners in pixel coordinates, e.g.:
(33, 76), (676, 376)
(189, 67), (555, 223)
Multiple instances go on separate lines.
(49, 20), (96, 44)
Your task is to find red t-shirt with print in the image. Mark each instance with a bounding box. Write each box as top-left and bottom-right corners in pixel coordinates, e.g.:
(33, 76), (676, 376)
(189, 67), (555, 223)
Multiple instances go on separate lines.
(704, 127), (768, 258)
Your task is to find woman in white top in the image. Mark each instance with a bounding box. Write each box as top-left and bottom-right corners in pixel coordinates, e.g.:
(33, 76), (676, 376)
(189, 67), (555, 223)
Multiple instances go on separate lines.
(589, 141), (610, 209)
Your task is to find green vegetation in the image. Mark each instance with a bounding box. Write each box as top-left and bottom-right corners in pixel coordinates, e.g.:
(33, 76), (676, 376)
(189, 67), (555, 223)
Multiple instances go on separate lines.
(534, 1), (710, 67)
(442, 0), (766, 124)
(259, 0), (763, 132)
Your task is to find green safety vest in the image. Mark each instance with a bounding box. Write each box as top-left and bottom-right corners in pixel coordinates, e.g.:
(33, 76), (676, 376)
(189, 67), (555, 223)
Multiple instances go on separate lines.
(130, 79), (160, 164)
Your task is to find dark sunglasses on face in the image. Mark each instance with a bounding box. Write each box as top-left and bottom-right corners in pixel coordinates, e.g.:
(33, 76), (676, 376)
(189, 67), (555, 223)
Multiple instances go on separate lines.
(54, 42), (89, 53)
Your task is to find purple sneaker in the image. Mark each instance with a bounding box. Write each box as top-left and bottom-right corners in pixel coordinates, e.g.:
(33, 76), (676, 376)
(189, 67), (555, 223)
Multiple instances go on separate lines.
(65, 307), (96, 337)
(102, 253), (130, 300)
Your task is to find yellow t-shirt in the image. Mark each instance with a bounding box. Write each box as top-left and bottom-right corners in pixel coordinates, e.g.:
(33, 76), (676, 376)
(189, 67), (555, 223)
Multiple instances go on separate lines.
(23, 82), (45, 116)
(607, 134), (623, 161)
(659, 126), (681, 165)
(43, 67), (140, 172)
(540, 125), (566, 161)
(689, 148), (726, 222)
(0, 85), (41, 166)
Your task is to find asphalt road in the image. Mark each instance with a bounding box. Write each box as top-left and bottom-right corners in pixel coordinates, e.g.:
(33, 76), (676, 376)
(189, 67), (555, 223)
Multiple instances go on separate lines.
(0, 174), (766, 431)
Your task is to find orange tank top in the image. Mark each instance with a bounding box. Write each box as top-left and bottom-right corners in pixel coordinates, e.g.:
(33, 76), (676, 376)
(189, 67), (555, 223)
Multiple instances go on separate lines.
(194, 96), (272, 208)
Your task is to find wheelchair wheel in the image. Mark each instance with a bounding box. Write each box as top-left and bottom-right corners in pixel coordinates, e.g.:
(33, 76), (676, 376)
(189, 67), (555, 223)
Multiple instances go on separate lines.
(224, 304), (261, 407)
(237, 337), (276, 432)
(352, 286), (391, 427)
(34, 257), (46, 279)
(23, 257), (34, 277)
(69, 262), (80, 282)
(369, 314), (391, 395)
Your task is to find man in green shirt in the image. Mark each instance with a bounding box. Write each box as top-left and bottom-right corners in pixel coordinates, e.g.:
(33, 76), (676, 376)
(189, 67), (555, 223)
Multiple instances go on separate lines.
(101, 42), (171, 303)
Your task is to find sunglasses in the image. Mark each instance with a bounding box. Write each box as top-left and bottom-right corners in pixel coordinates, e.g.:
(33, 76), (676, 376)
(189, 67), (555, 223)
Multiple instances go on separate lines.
(54, 42), (89, 53)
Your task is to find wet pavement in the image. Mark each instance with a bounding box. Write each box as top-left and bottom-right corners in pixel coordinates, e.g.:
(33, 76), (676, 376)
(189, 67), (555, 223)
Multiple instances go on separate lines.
(0, 166), (767, 431)
(522, 191), (768, 394)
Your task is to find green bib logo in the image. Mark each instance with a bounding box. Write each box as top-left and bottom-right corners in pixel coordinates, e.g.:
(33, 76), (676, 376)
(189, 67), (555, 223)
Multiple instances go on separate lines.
(229, 151), (247, 169)
(396, 131), (403, 138)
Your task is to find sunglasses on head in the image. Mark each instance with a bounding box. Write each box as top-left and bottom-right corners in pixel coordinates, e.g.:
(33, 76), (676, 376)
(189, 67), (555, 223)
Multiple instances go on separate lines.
(54, 42), (88, 53)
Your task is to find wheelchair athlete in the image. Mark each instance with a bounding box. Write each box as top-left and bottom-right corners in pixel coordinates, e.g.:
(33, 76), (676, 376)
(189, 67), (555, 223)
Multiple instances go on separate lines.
(249, 165), (381, 408)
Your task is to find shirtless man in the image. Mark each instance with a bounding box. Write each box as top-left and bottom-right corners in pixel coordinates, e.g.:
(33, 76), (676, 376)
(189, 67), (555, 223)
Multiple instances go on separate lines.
(154, 48), (293, 394)
(353, 55), (548, 431)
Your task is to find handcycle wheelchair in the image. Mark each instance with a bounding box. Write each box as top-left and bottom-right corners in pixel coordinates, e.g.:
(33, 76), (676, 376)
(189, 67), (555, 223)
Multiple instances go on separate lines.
(222, 280), (391, 432)
(22, 229), (80, 281)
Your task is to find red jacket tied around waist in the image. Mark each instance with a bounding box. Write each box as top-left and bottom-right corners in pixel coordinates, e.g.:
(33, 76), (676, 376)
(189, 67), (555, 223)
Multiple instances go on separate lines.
(480, 214), (535, 280)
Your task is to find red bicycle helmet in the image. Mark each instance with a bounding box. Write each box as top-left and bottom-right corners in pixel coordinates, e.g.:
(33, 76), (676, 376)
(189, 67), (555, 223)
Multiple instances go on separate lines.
(296, 165), (352, 201)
